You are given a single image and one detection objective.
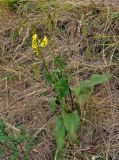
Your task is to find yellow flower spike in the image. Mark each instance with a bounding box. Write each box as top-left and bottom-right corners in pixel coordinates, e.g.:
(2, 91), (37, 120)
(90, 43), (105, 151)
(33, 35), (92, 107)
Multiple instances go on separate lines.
(41, 36), (48, 48)
(32, 34), (39, 50)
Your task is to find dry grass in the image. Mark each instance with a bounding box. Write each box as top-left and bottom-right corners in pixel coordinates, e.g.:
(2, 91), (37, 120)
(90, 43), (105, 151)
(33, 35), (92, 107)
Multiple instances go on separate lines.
(0, 0), (119, 160)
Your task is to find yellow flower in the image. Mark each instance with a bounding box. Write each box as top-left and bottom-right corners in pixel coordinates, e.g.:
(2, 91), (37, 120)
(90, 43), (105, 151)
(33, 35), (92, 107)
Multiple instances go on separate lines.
(32, 34), (39, 50)
(41, 36), (48, 48)
(32, 34), (37, 40)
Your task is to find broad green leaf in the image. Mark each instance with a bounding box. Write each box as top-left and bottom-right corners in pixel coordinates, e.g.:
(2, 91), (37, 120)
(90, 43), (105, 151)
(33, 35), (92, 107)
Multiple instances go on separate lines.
(43, 70), (54, 84)
(79, 73), (111, 89)
(72, 73), (112, 103)
(91, 73), (112, 85)
(55, 77), (69, 97)
(55, 117), (67, 160)
(73, 80), (93, 95)
(49, 97), (57, 112)
(72, 84), (92, 103)
(55, 117), (66, 149)
(51, 69), (61, 82)
(78, 87), (92, 102)
(80, 80), (94, 89)
(63, 110), (80, 143)
(80, 73), (112, 89)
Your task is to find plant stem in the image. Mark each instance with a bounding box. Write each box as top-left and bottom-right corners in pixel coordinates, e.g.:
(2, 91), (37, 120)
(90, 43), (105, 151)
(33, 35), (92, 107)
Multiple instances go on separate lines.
(49, 39), (56, 62)
(61, 57), (75, 111)
(37, 48), (55, 84)
(69, 87), (75, 111)
(19, 144), (29, 160)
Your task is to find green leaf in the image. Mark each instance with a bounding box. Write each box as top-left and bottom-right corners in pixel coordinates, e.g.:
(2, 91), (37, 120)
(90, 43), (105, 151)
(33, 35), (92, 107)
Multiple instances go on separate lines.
(72, 83), (92, 103)
(79, 73), (112, 89)
(3, 73), (12, 81)
(10, 147), (20, 160)
(0, 119), (6, 133)
(49, 97), (57, 112)
(8, 133), (15, 142)
(0, 133), (7, 143)
(55, 117), (67, 160)
(80, 80), (94, 89)
(91, 73), (112, 85)
(16, 128), (27, 144)
(79, 87), (92, 103)
(55, 57), (64, 70)
(25, 136), (34, 154)
(55, 117), (66, 150)
(0, 148), (4, 158)
(62, 110), (80, 143)
(51, 69), (61, 82)
(72, 73), (112, 103)
(7, 142), (16, 150)
(16, 135), (26, 145)
(55, 77), (69, 97)
(19, 127), (27, 136)
(43, 70), (54, 85)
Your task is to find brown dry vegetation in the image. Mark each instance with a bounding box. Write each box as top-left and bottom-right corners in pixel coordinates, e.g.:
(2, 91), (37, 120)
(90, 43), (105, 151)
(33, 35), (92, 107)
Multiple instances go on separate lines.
(0, 0), (119, 160)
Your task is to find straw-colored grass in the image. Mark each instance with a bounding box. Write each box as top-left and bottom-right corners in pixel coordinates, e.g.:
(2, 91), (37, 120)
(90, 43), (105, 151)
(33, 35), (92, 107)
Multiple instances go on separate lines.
(0, 0), (119, 159)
